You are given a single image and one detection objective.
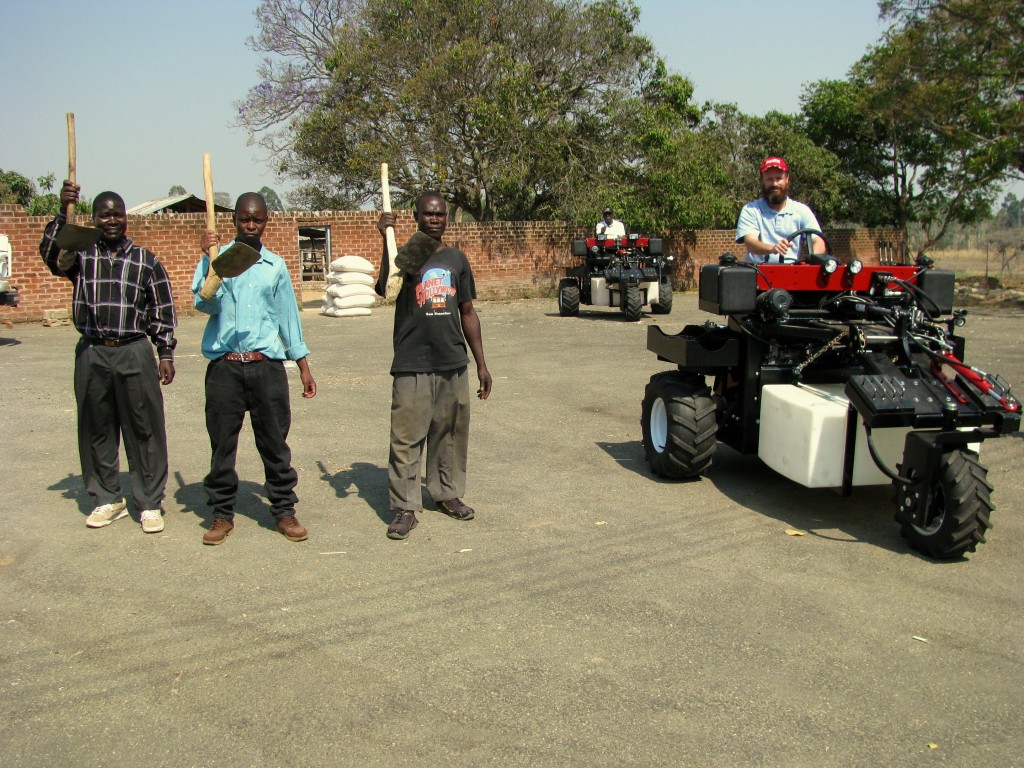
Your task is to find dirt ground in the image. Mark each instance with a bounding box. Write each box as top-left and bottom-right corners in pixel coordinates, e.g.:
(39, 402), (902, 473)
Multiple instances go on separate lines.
(1, 294), (1023, 767)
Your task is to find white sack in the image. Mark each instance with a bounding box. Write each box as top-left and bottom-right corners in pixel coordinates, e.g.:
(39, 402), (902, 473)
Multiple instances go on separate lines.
(329, 255), (374, 274)
(332, 293), (377, 309)
(327, 271), (376, 286)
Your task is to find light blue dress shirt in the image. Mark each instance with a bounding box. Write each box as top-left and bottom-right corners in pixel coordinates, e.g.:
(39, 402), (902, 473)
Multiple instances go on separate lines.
(192, 243), (311, 361)
(735, 197), (822, 264)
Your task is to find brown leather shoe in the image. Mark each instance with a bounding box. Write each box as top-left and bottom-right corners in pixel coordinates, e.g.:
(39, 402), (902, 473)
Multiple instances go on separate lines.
(276, 514), (308, 542)
(203, 518), (234, 545)
(437, 498), (475, 520)
(387, 510), (418, 540)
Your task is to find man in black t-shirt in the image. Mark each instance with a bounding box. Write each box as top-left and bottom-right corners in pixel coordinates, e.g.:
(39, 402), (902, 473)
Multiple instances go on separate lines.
(376, 191), (492, 540)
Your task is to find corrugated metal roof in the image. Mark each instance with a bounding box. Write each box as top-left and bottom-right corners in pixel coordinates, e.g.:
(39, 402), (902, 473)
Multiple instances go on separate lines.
(127, 194), (234, 215)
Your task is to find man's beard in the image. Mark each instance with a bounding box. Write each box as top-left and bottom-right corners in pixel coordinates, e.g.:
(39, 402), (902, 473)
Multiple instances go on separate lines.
(762, 188), (787, 206)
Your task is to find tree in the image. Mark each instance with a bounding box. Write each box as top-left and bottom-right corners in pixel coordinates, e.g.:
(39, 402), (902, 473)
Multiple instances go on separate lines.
(0, 169), (35, 206)
(802, 25), (1011, 255)
(0, 169), (89, 215)
(260, 186), (286, 211)
(995, 193), (1023, 229)
(614, 100), (846, 233)
(26, 173), (60, 216)
(879, 0), (1023, 179)
(594, 63), (712, 232)
(236, 0), (360, 160)
(289, 0), (665, 220)
(168, 185), (188, 195)
(214, 192), (233, 209)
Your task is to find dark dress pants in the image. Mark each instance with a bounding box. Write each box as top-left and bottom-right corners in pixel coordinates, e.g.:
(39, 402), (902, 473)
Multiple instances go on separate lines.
(203, 357), (297, 521)
(74, 337), (168, 510)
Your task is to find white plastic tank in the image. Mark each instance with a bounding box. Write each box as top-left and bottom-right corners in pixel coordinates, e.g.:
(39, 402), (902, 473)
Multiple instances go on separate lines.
(589, 276), (657, 307)
(758, 383), (910, 488)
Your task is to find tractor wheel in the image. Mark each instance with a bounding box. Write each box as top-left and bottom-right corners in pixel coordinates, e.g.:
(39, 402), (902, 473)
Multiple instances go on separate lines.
(651, 278), (673, 314)
(558, 279), (580, 317)
(641, 371), (718, 479)
(623, 283), (643, 321)
(898, 449), (993, 559)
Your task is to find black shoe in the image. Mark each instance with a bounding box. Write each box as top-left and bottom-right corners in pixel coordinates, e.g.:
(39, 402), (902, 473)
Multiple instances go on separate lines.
(437, 498), (475, 520)
(387, 510), (418, 540)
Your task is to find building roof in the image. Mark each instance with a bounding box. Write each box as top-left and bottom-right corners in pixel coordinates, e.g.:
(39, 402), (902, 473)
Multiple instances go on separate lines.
(127, 194), (234, 215)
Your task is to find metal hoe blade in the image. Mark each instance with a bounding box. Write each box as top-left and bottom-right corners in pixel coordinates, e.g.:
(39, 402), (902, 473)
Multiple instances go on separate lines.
(211, 241), (262, 278)
(55, 223), (103, 252)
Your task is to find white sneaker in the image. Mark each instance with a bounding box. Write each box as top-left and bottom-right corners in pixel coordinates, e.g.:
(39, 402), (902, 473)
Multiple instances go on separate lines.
(140, 509), (164, 534)
(86, 498), (128, 528)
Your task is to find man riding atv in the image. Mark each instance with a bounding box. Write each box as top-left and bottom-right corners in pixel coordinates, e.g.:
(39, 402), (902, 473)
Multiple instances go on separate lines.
(736, 156), (826, 264)
(595, 207), (626, 239)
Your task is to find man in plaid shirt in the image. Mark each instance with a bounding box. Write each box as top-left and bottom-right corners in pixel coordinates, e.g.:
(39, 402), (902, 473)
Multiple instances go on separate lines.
(40, 181), (177, 534)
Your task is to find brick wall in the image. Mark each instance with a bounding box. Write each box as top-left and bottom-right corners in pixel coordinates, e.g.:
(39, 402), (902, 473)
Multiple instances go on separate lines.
(0, 203), (903, 323)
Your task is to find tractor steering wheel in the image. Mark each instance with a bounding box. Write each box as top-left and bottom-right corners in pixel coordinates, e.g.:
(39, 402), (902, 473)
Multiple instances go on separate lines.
(788, 227), (832, 263)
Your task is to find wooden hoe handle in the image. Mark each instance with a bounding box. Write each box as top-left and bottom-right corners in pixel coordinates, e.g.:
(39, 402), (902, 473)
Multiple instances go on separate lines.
(199, 153), (223, 301)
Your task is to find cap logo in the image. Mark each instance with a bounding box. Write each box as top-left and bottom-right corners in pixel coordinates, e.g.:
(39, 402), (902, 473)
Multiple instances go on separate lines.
(760, 156), (788, 173)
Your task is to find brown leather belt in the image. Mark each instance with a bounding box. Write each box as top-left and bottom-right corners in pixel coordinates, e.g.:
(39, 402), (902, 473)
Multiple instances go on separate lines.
(222, 351), (268, 363)
(86, 334), (146, 348)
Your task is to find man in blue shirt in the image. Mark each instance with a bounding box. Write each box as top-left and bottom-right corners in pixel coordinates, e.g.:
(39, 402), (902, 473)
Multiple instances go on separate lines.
(193, 192), (316, 545)
(735, 156), (826, 264)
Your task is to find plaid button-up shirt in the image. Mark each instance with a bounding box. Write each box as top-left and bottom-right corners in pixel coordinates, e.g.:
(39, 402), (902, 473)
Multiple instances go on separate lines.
(40, 214), (177, 358)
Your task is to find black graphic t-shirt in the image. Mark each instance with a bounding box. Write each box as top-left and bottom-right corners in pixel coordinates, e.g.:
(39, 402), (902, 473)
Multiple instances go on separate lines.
(390, 246), (476, 374)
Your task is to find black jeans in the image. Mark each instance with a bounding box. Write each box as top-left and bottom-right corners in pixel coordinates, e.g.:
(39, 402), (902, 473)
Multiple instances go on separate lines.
(203, 357), (297, 521)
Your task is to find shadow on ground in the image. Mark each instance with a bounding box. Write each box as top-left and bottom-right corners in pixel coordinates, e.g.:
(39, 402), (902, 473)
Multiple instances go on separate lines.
(318, 460), (391, 523)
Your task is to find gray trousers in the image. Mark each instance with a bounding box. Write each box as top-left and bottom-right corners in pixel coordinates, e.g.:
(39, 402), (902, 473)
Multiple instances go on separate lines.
(74, 338), (168, 510)
(388, 367), (470, 511)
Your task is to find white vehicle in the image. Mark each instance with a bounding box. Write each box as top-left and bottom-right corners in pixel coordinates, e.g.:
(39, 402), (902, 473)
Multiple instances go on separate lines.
(0, 234), (19, 307)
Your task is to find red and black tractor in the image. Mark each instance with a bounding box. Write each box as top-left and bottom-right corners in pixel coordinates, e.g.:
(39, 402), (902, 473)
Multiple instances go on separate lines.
(640, 229), (1020, 559)
(559, 234), (673, 321)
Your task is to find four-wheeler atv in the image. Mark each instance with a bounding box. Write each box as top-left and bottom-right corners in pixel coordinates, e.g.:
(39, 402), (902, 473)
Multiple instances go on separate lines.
(640, 230), (1020, 559)
(559, 233), (673, 321)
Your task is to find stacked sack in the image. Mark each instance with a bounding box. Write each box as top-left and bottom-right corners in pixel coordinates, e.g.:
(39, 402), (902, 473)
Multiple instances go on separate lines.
(322, 255), (377, 317)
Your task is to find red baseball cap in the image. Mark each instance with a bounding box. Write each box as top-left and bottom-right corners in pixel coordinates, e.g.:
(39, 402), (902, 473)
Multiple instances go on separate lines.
(760, 156), (789, 173)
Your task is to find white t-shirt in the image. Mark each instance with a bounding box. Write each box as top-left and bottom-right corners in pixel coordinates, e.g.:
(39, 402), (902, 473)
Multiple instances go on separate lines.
(735, 197), (822, 264)
(595, 218), (626, 238)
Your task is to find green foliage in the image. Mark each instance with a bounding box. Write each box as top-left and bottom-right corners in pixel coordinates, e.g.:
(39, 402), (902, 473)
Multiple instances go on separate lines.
(880, 0), (1023, 177)
(598, 62), (715, 232)
(801, 0), (1020, 254)
(168, 185), (188, 196)
(27, 194), (61, 217)
(614, 99), (846, 233)
(214, 192), (233, 209)
(0, 168), (90, 215)
(242, 0), (1019, 242)
(290, 0), (665, 221)
(0, 169), (35, 206)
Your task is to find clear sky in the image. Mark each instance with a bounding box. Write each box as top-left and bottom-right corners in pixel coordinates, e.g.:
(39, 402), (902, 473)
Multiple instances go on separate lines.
(0, 0), (888, 209)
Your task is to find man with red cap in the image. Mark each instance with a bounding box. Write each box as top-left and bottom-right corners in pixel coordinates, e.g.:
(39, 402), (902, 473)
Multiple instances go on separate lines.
(735, 156), (826, 264)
